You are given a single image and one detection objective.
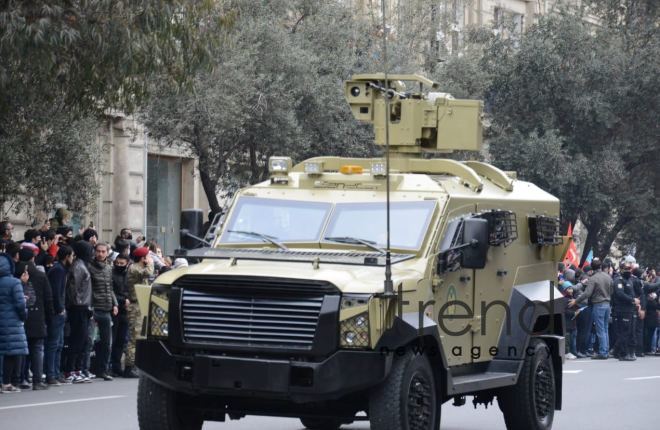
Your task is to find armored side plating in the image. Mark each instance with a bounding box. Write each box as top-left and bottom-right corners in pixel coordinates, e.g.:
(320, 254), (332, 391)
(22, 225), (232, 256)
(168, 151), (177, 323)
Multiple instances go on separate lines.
(136, 75), (567, 430)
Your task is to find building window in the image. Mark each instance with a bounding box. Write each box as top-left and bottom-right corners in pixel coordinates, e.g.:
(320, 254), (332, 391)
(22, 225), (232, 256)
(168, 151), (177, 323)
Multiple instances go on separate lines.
(494, 7), (524, 39)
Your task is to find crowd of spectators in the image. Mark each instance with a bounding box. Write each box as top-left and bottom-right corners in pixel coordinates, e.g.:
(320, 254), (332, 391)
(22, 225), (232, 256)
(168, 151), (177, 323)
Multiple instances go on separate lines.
(0, 219), (187, 393)
(560, 256), (660, 361)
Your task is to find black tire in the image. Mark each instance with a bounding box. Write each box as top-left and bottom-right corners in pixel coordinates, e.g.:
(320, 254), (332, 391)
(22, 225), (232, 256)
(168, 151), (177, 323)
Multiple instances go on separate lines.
(137, 374), (203, 430)
(498, 338), (556, 430)
(369, 351), (440, 430)
(299, 417), (343, 430)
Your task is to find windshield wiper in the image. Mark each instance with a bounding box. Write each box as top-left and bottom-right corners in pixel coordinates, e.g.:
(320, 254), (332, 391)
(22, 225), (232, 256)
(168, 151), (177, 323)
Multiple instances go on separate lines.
(226, 230), (289, 251)
(324, 236), (386, 254)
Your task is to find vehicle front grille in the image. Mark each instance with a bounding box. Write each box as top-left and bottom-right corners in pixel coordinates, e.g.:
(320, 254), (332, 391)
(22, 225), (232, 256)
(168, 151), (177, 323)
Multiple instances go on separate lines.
(178, 276), (338, 350)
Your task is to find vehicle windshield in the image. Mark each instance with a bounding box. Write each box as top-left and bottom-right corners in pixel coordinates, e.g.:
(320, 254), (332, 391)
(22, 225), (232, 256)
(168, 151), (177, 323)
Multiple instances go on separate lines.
(324, 201), (436, 250)
(219, 197), (331, 243)
(219, 197), (436, 250)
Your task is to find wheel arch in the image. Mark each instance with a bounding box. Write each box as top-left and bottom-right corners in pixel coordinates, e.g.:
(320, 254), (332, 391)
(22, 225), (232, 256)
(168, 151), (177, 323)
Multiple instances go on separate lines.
(374, 313), (449, 400)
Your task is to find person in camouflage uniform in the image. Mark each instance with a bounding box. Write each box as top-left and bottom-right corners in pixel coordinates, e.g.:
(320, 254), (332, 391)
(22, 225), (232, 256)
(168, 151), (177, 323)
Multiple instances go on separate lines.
(124, 246), (153, 378)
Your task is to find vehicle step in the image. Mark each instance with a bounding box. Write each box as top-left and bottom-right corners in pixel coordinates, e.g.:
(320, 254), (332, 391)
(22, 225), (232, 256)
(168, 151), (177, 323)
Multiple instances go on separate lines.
(448, 372), (517, 395)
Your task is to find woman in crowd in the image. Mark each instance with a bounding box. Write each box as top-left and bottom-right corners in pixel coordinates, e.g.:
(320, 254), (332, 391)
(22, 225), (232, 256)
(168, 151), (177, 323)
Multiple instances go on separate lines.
(0, 252), (28, 393)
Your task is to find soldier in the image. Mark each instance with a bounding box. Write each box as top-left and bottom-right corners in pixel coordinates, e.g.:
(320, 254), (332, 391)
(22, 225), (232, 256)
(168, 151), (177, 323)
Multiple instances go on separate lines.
(124, 246), (153, 378)
(611, 258), (640, 361)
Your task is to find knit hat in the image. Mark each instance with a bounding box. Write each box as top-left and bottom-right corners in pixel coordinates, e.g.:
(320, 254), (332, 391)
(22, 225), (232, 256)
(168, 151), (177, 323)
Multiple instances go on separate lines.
(72, 240), (94, 264)
(15, 261), (29, 277)
(83, 228), (98, 242)
(563, 268), (576, 283)
(19, 248), (35, 262)
(20, 241), (39, 255)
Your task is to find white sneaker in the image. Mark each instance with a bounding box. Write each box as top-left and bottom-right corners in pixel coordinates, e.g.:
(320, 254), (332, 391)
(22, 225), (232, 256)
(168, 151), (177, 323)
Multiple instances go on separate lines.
(72, 373), (86, 384)
(565, 353), (577, 360)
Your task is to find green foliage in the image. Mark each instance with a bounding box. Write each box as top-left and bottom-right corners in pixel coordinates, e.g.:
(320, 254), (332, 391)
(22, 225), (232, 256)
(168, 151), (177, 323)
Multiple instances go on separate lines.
(0, 106), (100, 217)
(0, 0), (224, 217)
(0, 0), (221, 115)
(447, 7), (659, 266)
(141, 0), (377, 212)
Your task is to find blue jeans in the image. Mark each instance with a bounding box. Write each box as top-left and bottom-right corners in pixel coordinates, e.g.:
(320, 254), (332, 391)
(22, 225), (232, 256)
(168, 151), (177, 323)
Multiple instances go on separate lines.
(567, 328), (577, 355)
(45, 313), (66, 380)
(592, 302), (611, 356)
(652, 327), (659, 351)
(22, 338), (45, 384)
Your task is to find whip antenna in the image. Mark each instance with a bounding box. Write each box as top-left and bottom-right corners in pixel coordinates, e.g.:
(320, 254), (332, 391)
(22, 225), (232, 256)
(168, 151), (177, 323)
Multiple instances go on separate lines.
(381, 0), (395, 297)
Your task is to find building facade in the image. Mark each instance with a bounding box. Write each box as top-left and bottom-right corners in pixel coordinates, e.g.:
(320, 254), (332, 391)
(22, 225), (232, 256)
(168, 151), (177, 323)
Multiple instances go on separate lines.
(94, 115), (209, 255)
(4, 115), (209, 256)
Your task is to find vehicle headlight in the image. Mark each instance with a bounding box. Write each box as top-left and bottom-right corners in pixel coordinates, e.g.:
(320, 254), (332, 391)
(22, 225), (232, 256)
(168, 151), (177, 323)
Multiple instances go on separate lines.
(340, 312), (370, 349)
(339, 293), (372, 349)
(149, 285), (169, 338)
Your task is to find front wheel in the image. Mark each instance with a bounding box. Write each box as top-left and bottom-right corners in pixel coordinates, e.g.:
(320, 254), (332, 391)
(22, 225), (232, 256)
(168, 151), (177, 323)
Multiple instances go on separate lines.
(137, 374), (203, 430)
(498, 338), (556, 430)
(369, 351), (440, 430)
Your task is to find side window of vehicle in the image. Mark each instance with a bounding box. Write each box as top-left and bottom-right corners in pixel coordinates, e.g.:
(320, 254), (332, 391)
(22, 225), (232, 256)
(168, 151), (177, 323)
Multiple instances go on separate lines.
(437, 218), (464, 274)
(527, 215), (562, 246)
(476, 210), (518, 247)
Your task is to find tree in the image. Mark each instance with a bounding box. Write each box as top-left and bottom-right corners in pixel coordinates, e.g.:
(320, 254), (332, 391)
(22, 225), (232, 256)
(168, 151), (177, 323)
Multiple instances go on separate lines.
(0, 1), (223, 217)
(470, 8), (659, 265)
(0, 105), (100, 217)
(141, 0), (377, 213)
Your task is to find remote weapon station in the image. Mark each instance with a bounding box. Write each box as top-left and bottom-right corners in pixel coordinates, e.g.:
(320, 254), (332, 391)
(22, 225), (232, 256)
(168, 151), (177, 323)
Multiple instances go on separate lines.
(135, 74), (567, 430)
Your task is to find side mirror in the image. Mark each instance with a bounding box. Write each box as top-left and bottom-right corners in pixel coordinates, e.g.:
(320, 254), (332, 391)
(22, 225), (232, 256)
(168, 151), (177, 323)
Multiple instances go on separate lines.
(180, 209), (204, 250)
(461, 218), (489, 269)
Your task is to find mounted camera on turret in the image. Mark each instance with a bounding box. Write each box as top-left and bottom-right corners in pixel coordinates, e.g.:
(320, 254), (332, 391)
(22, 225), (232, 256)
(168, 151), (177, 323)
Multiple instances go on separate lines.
(345, 74), (483, 154)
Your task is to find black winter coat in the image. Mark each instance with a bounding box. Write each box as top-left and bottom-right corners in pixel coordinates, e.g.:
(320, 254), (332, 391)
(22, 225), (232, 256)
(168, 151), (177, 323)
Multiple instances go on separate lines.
(612, 274), (637, 314)
(112, 266), (129, 314)
(643, 280), (660, 327)
(88, 259), (117, 311)
(18, 261), (54, 339)
(66, 259), (92, 309)
(47, 262), (67, 315)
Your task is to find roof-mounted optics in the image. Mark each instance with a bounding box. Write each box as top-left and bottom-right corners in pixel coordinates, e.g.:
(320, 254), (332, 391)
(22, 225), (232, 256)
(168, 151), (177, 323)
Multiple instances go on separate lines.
(269, 156), (292, 174)
(269, 156), (292, 185)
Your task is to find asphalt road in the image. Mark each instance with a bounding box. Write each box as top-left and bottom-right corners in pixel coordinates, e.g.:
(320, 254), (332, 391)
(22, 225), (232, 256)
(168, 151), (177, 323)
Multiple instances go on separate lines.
(1, 356), (658, 430)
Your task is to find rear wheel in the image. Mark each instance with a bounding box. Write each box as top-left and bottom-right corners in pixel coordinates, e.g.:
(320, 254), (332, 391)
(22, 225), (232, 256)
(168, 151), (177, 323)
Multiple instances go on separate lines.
(369, 351), (440, 430)
(299, 417), (344, 430)
(498, 338), (556, 430)
(137, 374), (203, 430)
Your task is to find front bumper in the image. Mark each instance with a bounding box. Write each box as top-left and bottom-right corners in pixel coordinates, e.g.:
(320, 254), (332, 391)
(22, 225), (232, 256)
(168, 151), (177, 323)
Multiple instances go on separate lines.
(136, 339), (390, 403)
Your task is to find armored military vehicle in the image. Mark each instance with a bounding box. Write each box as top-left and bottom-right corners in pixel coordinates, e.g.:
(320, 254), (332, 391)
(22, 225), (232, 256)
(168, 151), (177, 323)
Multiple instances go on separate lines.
(135, 74), (567, 430)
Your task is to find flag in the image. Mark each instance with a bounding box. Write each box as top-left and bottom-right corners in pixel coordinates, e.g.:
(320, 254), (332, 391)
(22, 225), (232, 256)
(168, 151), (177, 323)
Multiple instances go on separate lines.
(582, 249), (593, 268)
(564, 223), (579, 267)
